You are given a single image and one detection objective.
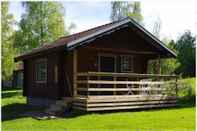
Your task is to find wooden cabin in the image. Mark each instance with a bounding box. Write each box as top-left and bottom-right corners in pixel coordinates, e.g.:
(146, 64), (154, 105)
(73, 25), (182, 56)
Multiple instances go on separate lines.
(15, 18), (178, 111)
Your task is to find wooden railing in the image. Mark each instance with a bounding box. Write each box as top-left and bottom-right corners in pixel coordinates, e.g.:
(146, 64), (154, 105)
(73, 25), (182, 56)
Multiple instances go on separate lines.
(75, 72), (179, 97)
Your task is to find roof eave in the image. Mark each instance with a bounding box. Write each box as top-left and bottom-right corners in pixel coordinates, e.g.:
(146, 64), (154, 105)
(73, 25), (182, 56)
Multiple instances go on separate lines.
(127, 18), (177, 58)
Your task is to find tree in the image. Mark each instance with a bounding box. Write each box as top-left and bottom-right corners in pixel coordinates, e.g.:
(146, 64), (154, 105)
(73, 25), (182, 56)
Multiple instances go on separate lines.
(151, 16), (162, 38)
(14, 2), (73, 53)
(147, 39), (179, 75)
(110, 1), (143, 23)
(147, 17), (163, 74)
(175, 31), (196, 77)
(160, 40), (179, 74)
(1, 2), (16, 81)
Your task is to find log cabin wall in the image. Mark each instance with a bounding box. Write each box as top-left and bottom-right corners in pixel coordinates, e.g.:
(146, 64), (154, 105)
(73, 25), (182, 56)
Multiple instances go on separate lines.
(76, 26), (157, 74)
(23, 26), (161, 99)
(24, 52), (61, 99)
(77, 48), (148, 74)
(64, 51), (74, 97)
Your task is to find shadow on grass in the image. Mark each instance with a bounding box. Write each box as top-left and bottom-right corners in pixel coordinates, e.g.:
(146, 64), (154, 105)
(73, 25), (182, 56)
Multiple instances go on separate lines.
(177, 95), (195, 108)
(2, 103), (43, 121)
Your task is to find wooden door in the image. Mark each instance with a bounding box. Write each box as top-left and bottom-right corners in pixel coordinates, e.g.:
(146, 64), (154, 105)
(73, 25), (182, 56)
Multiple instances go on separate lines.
(99, 55), (116, 72)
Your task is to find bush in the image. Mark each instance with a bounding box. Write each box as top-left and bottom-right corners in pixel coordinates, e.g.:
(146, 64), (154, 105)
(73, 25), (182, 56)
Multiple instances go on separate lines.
(178, 77), (195, 106)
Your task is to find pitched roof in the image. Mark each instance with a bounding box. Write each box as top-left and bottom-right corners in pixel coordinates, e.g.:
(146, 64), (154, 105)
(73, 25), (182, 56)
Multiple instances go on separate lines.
(15, 17), (176, 61)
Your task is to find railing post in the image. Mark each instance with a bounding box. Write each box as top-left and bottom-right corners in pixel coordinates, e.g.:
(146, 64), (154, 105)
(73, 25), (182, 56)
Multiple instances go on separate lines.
(113, 76), (117, 95)
(87, 74), (90, 97)
(157, 55), (161, 74)
(175, 75), (179, 97)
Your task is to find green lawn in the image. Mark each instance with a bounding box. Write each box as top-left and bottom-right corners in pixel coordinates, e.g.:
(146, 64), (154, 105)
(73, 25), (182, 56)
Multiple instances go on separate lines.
(2, 78), (196, 131)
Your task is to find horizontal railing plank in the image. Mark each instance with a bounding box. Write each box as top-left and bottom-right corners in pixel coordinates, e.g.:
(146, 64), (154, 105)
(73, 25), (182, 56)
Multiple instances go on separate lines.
(73, 100), (177, 107)
(73, 95), (177, 103)
(77, 72), (178, 78)
(77, 87), (167, 91)
(86, 104), (177, 111)
(77, 80), (165, 85)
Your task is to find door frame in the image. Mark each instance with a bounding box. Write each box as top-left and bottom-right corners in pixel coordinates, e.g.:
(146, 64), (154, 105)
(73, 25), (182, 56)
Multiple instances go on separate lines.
(98, 53), (117, 73)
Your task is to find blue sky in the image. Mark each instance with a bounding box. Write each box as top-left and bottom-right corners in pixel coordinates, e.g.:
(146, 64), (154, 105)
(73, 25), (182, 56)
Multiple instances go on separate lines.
(9, 1), (197, 41)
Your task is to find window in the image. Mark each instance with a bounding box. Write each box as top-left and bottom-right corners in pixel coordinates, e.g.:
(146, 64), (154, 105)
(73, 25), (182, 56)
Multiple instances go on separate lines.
(121, 55), (134, 72)
(36, 59), (47, 82)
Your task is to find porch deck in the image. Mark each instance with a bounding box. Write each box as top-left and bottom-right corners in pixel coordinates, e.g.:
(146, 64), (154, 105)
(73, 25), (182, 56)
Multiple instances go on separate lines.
(72, 72), (179, 111)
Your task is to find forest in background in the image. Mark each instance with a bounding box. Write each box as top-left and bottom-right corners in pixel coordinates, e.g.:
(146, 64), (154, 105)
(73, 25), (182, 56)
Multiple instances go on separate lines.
(1, 1), (196, 82)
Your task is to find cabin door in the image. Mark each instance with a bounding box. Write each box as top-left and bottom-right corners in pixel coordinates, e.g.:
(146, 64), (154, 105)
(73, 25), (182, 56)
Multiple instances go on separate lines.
(99, 55), (116, 72)
(98, 55), (116, 95)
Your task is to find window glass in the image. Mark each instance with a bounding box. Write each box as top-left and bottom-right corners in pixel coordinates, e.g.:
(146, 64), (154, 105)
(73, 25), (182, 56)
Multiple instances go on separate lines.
(121, 55), (133, 72)
(36, 59), (47, 82)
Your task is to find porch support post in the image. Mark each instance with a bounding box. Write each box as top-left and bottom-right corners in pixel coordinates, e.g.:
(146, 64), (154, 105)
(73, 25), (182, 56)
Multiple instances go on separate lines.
(113, 76), (117, 95)
(73, 50), (77, 97)
(175, 76), (178, 97)
(157, 55), (161, 74)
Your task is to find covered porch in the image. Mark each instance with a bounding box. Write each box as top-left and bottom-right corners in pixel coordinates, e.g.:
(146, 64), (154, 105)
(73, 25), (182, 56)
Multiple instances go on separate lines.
(73, 72), (178, 111)
(73, 51), (178, 111)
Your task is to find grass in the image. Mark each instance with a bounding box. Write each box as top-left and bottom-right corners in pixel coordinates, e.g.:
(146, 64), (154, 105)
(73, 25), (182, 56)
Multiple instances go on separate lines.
(2, 77), (196, 131)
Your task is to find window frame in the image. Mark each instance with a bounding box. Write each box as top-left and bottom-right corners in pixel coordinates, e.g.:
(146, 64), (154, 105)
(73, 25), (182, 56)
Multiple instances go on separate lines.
(35, 58), (47, 83)
(120, 55), (134, 73)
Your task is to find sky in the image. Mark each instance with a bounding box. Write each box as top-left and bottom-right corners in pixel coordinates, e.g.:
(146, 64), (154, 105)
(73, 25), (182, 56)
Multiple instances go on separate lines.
(9, 0), (197, 41)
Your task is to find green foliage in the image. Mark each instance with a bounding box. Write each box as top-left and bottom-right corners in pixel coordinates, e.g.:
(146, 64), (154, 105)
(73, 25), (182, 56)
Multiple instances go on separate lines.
(160, 58), (179, 74)
(110, 1), (143, 23)
(160, 40), (180, 74)
(1, 2), (16, 81)
(175, 31), (196, 77)
(14, 2), (72, 53)
(147, 40), (179, 75)
(147, 60), (157, 74)
(178, 77), (195, 97)
(148, 31), (196, 76)
(178, 77), (195, 106)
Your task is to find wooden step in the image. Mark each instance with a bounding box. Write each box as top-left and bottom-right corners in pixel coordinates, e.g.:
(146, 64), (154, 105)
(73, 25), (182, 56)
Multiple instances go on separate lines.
(73, 100), (177, 107)
(73, 103), (177, 111)
(45, 99), (72, 115)
(74, 95), (176, 103)
(87, 103), (177, 111)
(55, 101), (68, 107)
(62, 97), (73, 102)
